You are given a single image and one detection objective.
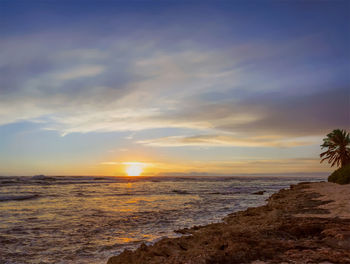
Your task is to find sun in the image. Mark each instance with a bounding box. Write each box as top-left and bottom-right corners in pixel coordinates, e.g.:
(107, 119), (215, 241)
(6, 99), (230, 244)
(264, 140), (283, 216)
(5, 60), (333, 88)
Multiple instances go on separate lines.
(125, 162), (144, 176)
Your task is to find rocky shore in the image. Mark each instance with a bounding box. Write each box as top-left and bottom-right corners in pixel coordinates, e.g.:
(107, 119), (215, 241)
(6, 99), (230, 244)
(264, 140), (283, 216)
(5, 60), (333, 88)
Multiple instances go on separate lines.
(107, 182), (350, 264)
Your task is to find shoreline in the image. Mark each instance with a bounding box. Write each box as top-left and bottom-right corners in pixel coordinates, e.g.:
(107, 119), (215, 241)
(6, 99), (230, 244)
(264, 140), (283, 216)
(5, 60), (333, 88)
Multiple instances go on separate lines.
(107, 182), (350, 264)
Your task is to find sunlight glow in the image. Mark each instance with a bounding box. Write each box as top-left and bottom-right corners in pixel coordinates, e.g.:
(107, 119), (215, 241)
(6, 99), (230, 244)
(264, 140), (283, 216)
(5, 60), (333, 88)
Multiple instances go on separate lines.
(124, 162), (144, 176)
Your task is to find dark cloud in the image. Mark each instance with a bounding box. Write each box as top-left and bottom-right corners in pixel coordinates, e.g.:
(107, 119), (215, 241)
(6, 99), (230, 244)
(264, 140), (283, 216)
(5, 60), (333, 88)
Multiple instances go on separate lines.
(155, 86), (349, 139)
(220, 87), (350, 136)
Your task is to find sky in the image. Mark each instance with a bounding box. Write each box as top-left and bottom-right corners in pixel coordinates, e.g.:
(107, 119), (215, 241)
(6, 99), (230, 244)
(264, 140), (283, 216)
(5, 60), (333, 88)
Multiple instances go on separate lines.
(0, 0), (349, 176)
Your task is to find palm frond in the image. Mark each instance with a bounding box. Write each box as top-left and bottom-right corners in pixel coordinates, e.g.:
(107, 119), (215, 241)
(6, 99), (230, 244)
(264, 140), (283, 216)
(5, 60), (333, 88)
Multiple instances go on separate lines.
(320, 129), (350, 168)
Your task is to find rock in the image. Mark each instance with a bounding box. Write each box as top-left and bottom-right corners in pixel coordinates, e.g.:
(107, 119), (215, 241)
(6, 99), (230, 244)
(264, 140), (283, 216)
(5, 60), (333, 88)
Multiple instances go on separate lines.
(253, 190), (265, 195)
(106, 182), (350, 264)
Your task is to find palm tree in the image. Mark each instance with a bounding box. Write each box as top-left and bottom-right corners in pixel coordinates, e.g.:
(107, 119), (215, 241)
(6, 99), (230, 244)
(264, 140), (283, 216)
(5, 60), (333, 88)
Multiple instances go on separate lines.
(320, 129), (350, 168)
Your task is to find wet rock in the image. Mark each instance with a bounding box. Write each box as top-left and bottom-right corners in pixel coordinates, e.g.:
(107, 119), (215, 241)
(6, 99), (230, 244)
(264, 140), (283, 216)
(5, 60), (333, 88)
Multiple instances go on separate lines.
(253, 190), (266, 195)
(107, 182), (350, 264)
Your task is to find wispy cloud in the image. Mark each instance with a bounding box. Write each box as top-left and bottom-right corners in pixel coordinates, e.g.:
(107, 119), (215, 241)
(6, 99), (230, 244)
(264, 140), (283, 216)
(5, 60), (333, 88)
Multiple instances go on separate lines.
(138, 134), (316, 148)
(54, 65), (105, 81)
(0, 16), (348, 142)
(100, 161), (154, 168)
(157, 157), (331, 174)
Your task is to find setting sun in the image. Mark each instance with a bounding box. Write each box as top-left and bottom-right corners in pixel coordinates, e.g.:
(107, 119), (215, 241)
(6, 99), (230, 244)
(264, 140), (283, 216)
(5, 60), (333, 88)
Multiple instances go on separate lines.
(124, 162), (144, 176)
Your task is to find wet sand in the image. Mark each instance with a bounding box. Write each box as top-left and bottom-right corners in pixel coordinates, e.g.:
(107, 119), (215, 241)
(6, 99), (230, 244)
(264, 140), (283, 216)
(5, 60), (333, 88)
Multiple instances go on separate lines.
(107, 182), (350, 264)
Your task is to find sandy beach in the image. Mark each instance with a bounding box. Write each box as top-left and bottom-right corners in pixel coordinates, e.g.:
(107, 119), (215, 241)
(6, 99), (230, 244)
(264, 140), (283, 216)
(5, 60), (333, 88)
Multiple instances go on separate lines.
(295, 182), (350, 219)
(107, 182), (350, 264)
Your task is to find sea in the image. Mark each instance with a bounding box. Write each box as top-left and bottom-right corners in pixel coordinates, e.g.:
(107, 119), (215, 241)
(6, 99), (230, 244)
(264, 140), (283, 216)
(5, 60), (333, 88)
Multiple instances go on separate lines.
(0, 175), (324, 264)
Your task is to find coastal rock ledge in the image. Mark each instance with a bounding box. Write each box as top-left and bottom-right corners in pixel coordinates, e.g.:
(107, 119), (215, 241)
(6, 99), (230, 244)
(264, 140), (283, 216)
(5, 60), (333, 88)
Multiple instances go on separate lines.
(107, 182), (350, 264)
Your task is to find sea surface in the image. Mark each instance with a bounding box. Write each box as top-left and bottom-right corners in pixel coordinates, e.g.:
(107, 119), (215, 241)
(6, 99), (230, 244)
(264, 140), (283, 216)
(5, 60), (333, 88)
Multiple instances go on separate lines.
(0, 175), (324, 264)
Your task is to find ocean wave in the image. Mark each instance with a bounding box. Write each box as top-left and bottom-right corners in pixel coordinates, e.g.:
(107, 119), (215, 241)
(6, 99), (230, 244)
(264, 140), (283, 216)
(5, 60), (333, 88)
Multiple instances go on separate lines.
(209, 191), (240, 195)
(0, 176), (323, 264)
(31, 175), (55, 180)
(0, 176), (325, 188)
(172, 189), (190, 194)
(0, 194), (40, 202)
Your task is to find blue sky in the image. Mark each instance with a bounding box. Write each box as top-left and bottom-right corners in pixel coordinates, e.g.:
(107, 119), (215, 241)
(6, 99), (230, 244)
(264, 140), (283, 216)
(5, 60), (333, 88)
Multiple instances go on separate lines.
(0, 0), (349, 176)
